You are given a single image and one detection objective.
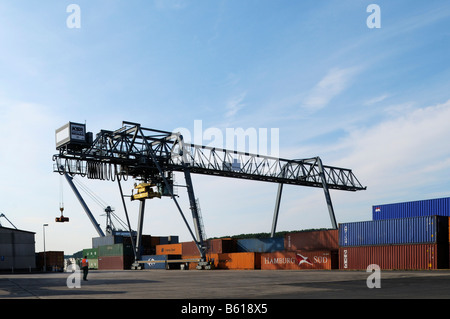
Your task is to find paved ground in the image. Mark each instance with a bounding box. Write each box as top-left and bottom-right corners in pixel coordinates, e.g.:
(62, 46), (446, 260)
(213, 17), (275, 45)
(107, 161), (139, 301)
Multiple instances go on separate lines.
(1, 269), (450, 300)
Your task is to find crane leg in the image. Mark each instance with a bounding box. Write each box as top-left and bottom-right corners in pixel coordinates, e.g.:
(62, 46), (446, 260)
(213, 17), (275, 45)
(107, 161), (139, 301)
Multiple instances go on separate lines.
(270, 183), (284, 238)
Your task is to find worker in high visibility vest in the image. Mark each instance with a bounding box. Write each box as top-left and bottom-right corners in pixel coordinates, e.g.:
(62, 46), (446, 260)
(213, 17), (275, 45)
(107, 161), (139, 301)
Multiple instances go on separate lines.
(81, 256), (89, 281)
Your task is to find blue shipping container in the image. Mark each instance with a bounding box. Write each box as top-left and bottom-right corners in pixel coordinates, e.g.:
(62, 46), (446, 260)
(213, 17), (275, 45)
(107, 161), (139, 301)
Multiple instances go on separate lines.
(339, 216), (448, 247)
(141, 255), (167, 269)
(373, 197), (450, 220)
(237, 238), (284, 253)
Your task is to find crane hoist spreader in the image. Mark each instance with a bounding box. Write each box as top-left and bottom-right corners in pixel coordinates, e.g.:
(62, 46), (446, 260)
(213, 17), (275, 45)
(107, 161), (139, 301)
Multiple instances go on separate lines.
(53, 121), (366, 270)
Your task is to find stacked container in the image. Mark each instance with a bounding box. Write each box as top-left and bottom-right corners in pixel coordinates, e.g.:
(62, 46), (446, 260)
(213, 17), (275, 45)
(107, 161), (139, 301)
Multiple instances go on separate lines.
(36, 251), (64, 272)
(82, 248), (99, 270)
(237, 238), (284, 253)
(261, 250), (338, 270)
(373, 197), (450, 220)
(339, 215), (449, 270)
(98, 243), (134, 270)
(262, 230), (340, 270)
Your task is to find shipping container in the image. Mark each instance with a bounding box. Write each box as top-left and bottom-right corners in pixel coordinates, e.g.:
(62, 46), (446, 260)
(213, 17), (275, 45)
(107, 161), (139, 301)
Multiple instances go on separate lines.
(373, 197), (450, 220)
(82, 248), (98, 259)
(261, 250), (338, 270)
(182, 241), (202, 256)
(284, 230), (339, 251)
(36, 251), (64, 271)
(141, 255), (183, 269)
(339, 243), (448, 270)
(181, 238), (237, 256)
(98, 255), (133, 270)
(156, 243), (183, 255)
(158, 236), (179, 245)
(237, 238), (284, 253)
(141, 255), (168, 269)
(217, 252), (261, 270)
(87, 258), (98, 270)
(98, 243), (134, 257)
(208, 238), (237, 254)
(339, 216), (448, 247)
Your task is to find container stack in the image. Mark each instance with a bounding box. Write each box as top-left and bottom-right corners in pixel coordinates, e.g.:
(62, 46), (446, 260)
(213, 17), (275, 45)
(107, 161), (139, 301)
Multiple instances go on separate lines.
(36, 251), (64, 272)
(339, 197), (450, 270)
(261, 230), (339, 270)
(82, 234), (179, 270)
(82, 248), (99, 270)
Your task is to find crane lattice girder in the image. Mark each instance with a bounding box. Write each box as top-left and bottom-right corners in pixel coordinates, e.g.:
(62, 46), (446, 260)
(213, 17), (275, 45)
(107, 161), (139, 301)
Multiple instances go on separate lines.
(53, 121), (366, 192)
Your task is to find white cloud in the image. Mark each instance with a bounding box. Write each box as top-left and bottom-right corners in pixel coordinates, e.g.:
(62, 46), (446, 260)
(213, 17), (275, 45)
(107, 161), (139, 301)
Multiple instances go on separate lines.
(225, 91), (246, 118)
(364, 94), (390, 106)
(302, 66), (360, 111)
(333, 99), (450, 202)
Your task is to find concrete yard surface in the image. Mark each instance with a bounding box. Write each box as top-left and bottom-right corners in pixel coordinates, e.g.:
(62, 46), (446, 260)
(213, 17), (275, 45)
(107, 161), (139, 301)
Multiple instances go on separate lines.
(1, 269), (450, 300)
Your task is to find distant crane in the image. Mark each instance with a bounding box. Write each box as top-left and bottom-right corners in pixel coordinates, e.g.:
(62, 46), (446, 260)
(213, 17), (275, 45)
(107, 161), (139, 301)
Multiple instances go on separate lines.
(53, 121), (366, 269)
(0, 213), (17, 229)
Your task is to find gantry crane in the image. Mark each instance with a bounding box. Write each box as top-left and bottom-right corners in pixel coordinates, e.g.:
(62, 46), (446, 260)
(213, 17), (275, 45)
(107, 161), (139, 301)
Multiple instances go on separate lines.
(53, 121), (366, 269)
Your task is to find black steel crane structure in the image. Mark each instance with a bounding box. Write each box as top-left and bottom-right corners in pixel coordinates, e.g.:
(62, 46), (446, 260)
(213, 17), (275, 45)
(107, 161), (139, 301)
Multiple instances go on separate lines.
(53, 121), (366, 269)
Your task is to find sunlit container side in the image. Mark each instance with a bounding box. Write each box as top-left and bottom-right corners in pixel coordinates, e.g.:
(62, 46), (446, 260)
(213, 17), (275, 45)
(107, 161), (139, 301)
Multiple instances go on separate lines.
(373, 197), (450, 220)
(237, 238), (284, 253)
(339, 243), (448, 270)
(261, 250), (338, 270)
(217, 253), (261, 270)
(155, 243), (183, 255)
(284, 230), (339, 251)
(339, 216), (448, 247)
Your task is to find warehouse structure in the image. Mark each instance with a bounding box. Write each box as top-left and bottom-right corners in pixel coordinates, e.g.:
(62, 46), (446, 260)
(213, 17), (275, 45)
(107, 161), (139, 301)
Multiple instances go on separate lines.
(0, 226), (36, 271)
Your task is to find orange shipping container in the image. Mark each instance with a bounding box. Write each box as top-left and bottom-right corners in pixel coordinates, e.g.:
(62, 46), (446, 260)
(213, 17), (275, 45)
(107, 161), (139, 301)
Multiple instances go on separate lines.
(156, 243), (183, 255)
(217, 252), (261, 270)
(261, 251), (338, 270)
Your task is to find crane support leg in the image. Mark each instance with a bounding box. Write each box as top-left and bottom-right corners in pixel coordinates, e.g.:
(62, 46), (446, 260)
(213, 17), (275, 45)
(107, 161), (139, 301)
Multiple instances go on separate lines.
(117, 178), (138, 263)
(183, 168), (207, 260)
(317, 158), (338, 229)
(270, 183), (284, 238)
(135, 199), (146, 261)
(62, 169), (105, 237)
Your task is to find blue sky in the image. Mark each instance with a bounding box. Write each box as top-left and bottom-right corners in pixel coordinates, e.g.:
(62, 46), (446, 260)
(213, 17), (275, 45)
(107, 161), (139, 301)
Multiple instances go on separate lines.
(1, 1), (450, 254)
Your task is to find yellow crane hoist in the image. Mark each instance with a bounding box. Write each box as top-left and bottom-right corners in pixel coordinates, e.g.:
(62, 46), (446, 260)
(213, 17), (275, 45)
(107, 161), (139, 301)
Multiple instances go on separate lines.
(131, 183), (162, 201)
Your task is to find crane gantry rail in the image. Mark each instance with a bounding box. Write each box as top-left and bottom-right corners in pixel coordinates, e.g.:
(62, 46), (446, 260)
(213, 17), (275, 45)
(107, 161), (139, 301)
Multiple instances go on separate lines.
(53, 121), (366, 269)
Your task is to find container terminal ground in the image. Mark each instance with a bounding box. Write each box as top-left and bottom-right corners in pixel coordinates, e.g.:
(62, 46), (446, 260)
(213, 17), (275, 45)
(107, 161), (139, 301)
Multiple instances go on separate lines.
(1, 269), (450, 299)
